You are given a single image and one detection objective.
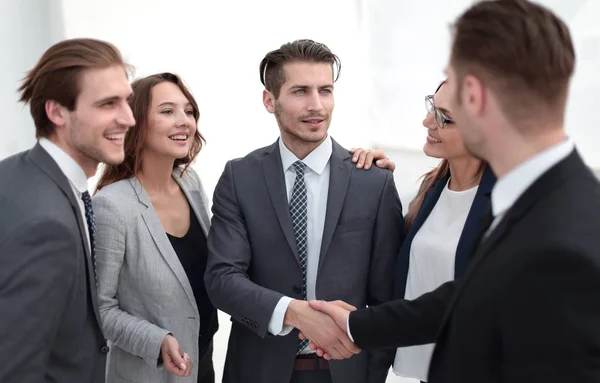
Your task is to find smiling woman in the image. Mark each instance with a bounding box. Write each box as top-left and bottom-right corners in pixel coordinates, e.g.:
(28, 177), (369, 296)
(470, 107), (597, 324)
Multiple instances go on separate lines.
(92, 72), (218, 383)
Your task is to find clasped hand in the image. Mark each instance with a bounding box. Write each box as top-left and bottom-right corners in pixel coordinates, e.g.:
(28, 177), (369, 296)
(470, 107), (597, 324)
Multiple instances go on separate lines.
(289, 299), (360, 360)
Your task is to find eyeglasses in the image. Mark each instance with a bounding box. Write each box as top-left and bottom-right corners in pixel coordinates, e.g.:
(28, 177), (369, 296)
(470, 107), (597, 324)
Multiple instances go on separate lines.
(425, 95), (454, 129)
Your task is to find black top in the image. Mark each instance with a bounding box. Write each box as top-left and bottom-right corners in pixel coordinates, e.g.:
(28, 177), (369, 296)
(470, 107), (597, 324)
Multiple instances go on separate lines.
(167, 207), (218, 359)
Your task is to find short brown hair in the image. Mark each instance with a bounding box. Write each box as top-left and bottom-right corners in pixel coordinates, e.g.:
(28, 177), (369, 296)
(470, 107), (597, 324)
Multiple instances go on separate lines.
(18, 38), (130, 139)
(450, 0), (575, 125)
(259, 39), (341, 99)
(96, 72), (204, 191)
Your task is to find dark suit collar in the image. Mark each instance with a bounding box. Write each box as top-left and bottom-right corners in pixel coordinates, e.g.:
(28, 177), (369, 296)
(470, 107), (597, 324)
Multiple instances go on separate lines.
(38, 137), (88, 194)
(318, 139), (352, 270)
(261, 137), (351, 267)
(415, 164), (495, 233)
(262, 142), (299, 262)
(393, 164), (496, 298)
(30, 142), (81, 210)
(440, 150), (587, 332)
(454, 165), (496, 278)
(490, 139), (574, 218)
(29, 142), (104, 334)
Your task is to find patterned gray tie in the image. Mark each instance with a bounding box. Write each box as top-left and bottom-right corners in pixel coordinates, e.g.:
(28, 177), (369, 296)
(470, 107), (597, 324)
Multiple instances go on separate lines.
(81, 190), (98, 287)
(290, 161), (309, 354)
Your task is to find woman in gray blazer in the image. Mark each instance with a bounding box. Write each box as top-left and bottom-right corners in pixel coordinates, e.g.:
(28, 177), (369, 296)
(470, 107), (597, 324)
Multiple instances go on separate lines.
(93, 72), (218, 383)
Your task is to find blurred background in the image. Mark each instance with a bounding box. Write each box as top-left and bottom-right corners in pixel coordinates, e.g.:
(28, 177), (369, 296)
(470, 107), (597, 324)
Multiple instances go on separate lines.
(2, 0), (598, 381)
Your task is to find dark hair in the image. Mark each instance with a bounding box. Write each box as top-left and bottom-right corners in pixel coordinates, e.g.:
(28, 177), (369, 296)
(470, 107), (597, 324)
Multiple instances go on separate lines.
(450, 0), (575, 125)
(18, 38), (130, 139)
(96, 72), (204, 191)
(259, 39), (341, 99)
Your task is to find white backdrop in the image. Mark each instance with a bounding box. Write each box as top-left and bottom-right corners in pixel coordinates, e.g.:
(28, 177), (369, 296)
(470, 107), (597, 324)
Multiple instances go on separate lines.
(1, 1), (599, 381)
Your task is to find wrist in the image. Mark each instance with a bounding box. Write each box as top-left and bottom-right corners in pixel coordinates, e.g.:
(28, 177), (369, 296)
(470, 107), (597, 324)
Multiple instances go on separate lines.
(284, 299), (307, 328)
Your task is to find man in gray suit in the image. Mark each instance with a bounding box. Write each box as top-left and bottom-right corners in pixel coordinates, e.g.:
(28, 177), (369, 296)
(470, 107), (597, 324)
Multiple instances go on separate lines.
(205, 39), (404, 383)
(0, 38), (135, 383)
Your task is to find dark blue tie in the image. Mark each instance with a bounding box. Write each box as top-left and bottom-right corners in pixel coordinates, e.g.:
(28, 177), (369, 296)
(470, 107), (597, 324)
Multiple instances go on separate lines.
(290, 161), (309, 353)
(81, 191), (97, 287)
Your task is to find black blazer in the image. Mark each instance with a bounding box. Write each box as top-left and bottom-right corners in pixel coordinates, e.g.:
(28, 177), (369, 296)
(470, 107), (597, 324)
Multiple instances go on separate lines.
(0, 144), (107, 383)
(349, 150), (600, 382)
(394, 166), (496, 299)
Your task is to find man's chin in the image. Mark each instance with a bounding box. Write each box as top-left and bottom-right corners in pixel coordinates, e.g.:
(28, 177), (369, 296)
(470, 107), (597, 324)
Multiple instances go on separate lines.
(100, 153), (125, 166)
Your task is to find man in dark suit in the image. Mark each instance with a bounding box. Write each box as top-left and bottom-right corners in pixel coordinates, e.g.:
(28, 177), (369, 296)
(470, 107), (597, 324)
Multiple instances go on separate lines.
(306, 1), (600, 382)
(205, 39), (404, 383)
(0, 38), (135, 383)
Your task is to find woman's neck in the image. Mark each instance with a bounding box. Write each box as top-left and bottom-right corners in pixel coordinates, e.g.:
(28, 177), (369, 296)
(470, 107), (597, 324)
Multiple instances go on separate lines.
(447, 156), (484, 191)
(137, 152), (177, 196)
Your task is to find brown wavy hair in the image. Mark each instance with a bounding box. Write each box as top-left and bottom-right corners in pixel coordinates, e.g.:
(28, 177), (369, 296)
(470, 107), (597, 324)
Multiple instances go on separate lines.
(404, 80), (476, 232)
(96, 72), (204, 191)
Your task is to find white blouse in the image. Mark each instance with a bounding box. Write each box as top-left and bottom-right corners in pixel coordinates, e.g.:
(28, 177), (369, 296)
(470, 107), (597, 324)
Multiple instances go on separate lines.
(393, 179), (478, 381)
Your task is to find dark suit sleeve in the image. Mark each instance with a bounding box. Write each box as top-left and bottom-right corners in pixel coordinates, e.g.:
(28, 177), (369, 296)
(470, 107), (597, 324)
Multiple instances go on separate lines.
(500, 248), (600, 382)
(350, 280), (456, 350)
(0, 219), (77, 383)
(205, 161), (285, 338)
(365, 171), (405, 383)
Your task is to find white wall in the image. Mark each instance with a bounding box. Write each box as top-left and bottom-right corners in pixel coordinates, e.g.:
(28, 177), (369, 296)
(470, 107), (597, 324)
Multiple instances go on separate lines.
(3, 0), (598, 206)
(0, 0), (64, 160)
(59, 0), (371, 197)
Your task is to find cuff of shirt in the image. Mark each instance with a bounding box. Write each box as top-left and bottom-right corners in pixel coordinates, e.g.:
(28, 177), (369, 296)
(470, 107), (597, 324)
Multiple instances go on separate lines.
(347, 315), (354, 342)
(268, 296), (294, 336)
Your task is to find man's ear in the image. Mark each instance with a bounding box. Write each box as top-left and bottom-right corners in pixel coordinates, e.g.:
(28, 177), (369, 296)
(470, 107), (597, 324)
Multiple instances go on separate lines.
(263, 89), (276, 114)
(462, 74), (486, 117)
(45, 100), (68, 127)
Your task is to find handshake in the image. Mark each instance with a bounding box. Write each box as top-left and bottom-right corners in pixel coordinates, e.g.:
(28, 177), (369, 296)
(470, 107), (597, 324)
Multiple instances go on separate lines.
(284, 299), (361, 360)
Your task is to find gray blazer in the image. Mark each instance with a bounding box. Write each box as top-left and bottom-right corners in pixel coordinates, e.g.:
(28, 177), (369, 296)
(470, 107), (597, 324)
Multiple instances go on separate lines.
(0, 144), (107, 383)
(93, 168), (211, 383)
(205, 139), (404, 383)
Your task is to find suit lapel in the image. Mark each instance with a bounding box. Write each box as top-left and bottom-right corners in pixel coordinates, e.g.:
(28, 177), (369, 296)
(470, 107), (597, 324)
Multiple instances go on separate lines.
(29, 143), (104, 332)
(318, 140), (351, 271)
(453, 166), (496, 278)
(438, 151), (585, 334)
(173, 169), (210, 237)
(130, 177), (199, 316)
(262, 141), (300, 262)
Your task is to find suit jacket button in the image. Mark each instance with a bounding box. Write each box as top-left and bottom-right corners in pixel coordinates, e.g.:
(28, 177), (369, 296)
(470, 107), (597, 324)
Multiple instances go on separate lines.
(100, 345), (110, 354)
(292, 286), (302, 294)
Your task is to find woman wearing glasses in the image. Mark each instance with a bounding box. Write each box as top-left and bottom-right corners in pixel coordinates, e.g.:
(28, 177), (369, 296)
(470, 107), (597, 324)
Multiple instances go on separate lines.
(392, 80), (495, 383)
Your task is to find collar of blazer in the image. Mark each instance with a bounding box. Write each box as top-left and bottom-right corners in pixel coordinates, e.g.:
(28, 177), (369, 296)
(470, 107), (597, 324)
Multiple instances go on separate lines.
(126, 168), (209, 315)
(127, 168), (209, 236)
(439, 149), (585, 332)
(29, 142), (103, 333)
(261, 137), (353, 271)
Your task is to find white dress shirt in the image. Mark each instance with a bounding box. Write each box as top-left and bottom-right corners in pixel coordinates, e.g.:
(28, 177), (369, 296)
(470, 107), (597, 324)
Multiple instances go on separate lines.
(267, 136), (332, 348)
(487, 138), (574, 234)
(39, 138), (91, 252)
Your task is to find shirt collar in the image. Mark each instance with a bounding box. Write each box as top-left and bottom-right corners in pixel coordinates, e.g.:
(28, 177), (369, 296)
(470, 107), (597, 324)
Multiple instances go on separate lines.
(278, 135), (332, 175)
(491, 138), (574, 218)
(39, 138), (89, 194)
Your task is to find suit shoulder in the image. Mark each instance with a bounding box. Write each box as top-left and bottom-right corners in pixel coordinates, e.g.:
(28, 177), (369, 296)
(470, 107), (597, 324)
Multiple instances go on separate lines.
(93, 179), (139, 210)
(349, 163), (393, 184)
(227, 144), (274, 167)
